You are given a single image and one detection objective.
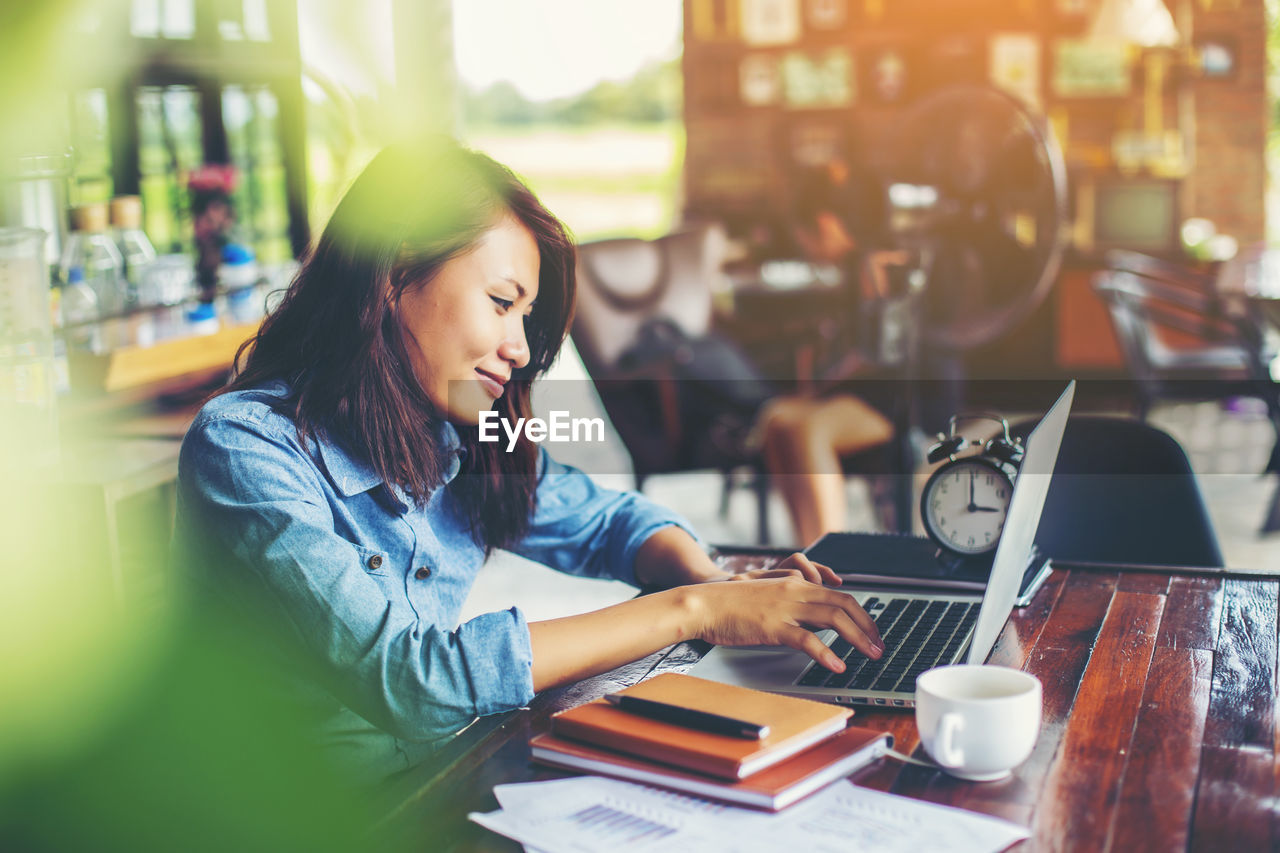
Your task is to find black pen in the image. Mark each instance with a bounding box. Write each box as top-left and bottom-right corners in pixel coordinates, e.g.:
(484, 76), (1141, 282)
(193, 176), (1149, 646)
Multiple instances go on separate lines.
(604, 693), (770, 740)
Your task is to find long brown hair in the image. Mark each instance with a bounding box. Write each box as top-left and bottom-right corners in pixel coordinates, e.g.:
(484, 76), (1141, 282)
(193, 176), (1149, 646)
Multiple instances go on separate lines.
(227, 138), (576, 551)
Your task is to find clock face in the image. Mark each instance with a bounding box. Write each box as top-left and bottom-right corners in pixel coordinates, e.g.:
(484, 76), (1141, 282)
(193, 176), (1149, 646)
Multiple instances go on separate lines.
(921, 459), (1014, 555)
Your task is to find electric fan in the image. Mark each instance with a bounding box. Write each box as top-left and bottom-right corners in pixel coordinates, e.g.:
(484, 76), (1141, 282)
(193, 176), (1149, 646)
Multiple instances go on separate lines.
(886, 84), (1070, 352)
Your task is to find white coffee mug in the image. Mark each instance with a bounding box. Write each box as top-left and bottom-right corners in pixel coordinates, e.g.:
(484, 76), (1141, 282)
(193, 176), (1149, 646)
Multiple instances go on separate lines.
(915, 664), (1042, 782)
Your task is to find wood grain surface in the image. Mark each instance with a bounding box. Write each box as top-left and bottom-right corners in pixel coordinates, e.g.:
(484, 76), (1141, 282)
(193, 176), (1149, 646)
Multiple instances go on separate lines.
(377, 560), (1280, 852)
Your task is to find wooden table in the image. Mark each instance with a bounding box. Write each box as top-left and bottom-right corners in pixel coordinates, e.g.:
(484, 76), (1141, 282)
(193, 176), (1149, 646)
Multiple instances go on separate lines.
(376, 556), (1278, 852)
(53, 436), (182, 608)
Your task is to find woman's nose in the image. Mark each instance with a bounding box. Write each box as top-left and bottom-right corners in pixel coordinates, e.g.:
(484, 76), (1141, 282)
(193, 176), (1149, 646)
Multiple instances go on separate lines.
(498, 318), (530, 369)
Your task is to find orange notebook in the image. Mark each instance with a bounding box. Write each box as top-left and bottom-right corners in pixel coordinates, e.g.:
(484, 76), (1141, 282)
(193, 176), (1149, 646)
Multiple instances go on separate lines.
(549, 672), (853, 780)
(530, 725), (891, 811)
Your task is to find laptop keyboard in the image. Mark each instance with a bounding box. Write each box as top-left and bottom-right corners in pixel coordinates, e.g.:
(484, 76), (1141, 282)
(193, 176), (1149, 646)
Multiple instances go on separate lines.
(795, 596), (979, 694)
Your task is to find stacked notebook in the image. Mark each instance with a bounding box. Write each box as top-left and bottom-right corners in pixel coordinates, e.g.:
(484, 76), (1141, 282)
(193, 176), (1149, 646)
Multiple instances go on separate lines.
(531, 673), (892, 811)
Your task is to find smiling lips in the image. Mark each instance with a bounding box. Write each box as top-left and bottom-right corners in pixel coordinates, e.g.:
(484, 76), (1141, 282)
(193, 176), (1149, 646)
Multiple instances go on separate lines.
(475, 368), (508, 398)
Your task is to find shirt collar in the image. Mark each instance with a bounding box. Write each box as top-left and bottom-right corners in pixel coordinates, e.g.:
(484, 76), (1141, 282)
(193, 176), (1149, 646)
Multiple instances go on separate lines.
(315, 420), (464, 498)
(439, 420), (464, 482)
(315, 432), (383, 497)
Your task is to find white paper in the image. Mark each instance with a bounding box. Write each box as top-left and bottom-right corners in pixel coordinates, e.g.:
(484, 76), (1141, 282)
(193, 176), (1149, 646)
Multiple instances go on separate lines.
(770, 782), (1030, 852)
(470, 776), (1029, 853)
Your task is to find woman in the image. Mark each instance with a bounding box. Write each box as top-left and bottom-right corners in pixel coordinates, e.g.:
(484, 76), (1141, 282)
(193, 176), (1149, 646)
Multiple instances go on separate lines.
(173, 139), (882, 782)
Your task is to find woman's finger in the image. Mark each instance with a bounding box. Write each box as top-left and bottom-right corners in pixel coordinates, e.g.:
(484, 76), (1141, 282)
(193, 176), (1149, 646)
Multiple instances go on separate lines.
(729, 568), (802, 582)
(796, 602), (882, 659)
(831, 591), (883, 647)
(778, 625), (845, 672)
(795, 553), (842, 586)
(775, 553), (826, 585)
(795, 582), (882, 646)
(809, 559), (843, 587)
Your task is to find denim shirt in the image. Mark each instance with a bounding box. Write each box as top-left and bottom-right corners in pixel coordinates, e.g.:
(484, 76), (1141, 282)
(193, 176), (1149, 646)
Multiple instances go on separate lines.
(172, 382), (692, 781)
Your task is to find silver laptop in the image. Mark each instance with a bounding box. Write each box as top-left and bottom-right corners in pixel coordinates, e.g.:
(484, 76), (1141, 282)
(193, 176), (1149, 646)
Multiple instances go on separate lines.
(688, 382), (1075, 709)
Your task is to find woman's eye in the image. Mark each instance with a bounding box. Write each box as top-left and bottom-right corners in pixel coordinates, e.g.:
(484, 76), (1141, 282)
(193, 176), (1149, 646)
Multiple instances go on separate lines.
(490, 295), (514, 311)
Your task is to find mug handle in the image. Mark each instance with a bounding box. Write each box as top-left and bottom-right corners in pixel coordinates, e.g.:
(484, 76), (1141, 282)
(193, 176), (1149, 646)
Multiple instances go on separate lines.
(934, 712), (965, 769)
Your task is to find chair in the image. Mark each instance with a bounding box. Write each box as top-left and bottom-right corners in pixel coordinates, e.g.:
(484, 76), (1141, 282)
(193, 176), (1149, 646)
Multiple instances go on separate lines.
(1008, 415), (1223, 568)
(572, 225), (774, 540)
(1094, 251), (1280, 533)
(572, 226), (907, 543)
(1092, 250), (1279, 426)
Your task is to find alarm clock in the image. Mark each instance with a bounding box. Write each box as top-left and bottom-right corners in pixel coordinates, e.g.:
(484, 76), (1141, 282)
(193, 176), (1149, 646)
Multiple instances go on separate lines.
(920, 414), (1024, 556)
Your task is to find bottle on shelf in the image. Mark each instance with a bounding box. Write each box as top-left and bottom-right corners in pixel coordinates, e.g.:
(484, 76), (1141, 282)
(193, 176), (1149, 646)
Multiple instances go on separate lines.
(184, 300), (220, 336)
(109, 195), (156, 306)
(220, 243), (263, 324)
(58, 266), (102, 352)
(139, 254), (197, 343)
(59, 202), (126, 317)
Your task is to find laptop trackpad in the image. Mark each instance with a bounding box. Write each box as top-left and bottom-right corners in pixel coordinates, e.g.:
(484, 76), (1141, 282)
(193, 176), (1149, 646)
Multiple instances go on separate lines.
(686, 644), (814, 690)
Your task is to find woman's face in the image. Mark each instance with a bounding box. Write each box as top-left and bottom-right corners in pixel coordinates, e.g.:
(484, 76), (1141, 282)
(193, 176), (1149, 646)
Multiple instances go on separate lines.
(396, 214), (540, 425)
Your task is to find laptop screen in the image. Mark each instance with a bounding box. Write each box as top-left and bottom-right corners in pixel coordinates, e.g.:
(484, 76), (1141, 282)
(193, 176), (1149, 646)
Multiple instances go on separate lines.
(966, 382), (1075, 664)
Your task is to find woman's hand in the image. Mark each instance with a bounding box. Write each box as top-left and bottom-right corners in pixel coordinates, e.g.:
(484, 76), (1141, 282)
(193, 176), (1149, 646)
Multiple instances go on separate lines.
(680, 556), (884, 673)
(530, 549), (880, 693)
(722, 551), (843, 587)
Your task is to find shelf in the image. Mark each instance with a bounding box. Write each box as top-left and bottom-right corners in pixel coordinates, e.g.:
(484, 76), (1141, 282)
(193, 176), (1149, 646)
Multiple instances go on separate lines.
(67, 317), (260, 394)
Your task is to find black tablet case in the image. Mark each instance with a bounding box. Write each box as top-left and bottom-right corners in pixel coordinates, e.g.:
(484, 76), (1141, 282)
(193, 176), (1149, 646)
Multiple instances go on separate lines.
(802, 532), (1050, 602)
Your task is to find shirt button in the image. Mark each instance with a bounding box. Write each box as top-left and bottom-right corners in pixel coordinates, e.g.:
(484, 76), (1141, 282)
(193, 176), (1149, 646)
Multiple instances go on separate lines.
(414, 566), (431, 580)
(367, 554), (383, 570)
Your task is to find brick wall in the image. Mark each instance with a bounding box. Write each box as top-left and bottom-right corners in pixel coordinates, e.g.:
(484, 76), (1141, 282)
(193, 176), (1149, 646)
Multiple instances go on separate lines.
(683, 0), (1272, 246)
(1188, 0), (1268, 244)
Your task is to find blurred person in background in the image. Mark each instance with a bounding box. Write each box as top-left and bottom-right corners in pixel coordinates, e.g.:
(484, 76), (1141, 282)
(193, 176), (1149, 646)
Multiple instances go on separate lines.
(172, 138), (885, 784)
(756, 391), (895, 546)
(754, 147), (913, 546)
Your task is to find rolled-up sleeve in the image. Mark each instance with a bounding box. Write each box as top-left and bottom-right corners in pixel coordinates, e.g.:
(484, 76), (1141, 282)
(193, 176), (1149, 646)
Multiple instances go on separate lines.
(177, 416), (534, 742)
(511, 448), (698, 587)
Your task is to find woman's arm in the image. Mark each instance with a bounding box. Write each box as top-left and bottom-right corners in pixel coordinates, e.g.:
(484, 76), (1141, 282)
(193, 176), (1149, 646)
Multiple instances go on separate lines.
(528, 528), (884, 692)
(630, 524), (728, 586)
(511, 451), (701, 588)
(527, 586), (698, 691)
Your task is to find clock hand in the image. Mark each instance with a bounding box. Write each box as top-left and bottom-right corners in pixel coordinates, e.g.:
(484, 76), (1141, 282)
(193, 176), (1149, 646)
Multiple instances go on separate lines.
(967, 471), (977, 512)
(972, 505), (1002, 512)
